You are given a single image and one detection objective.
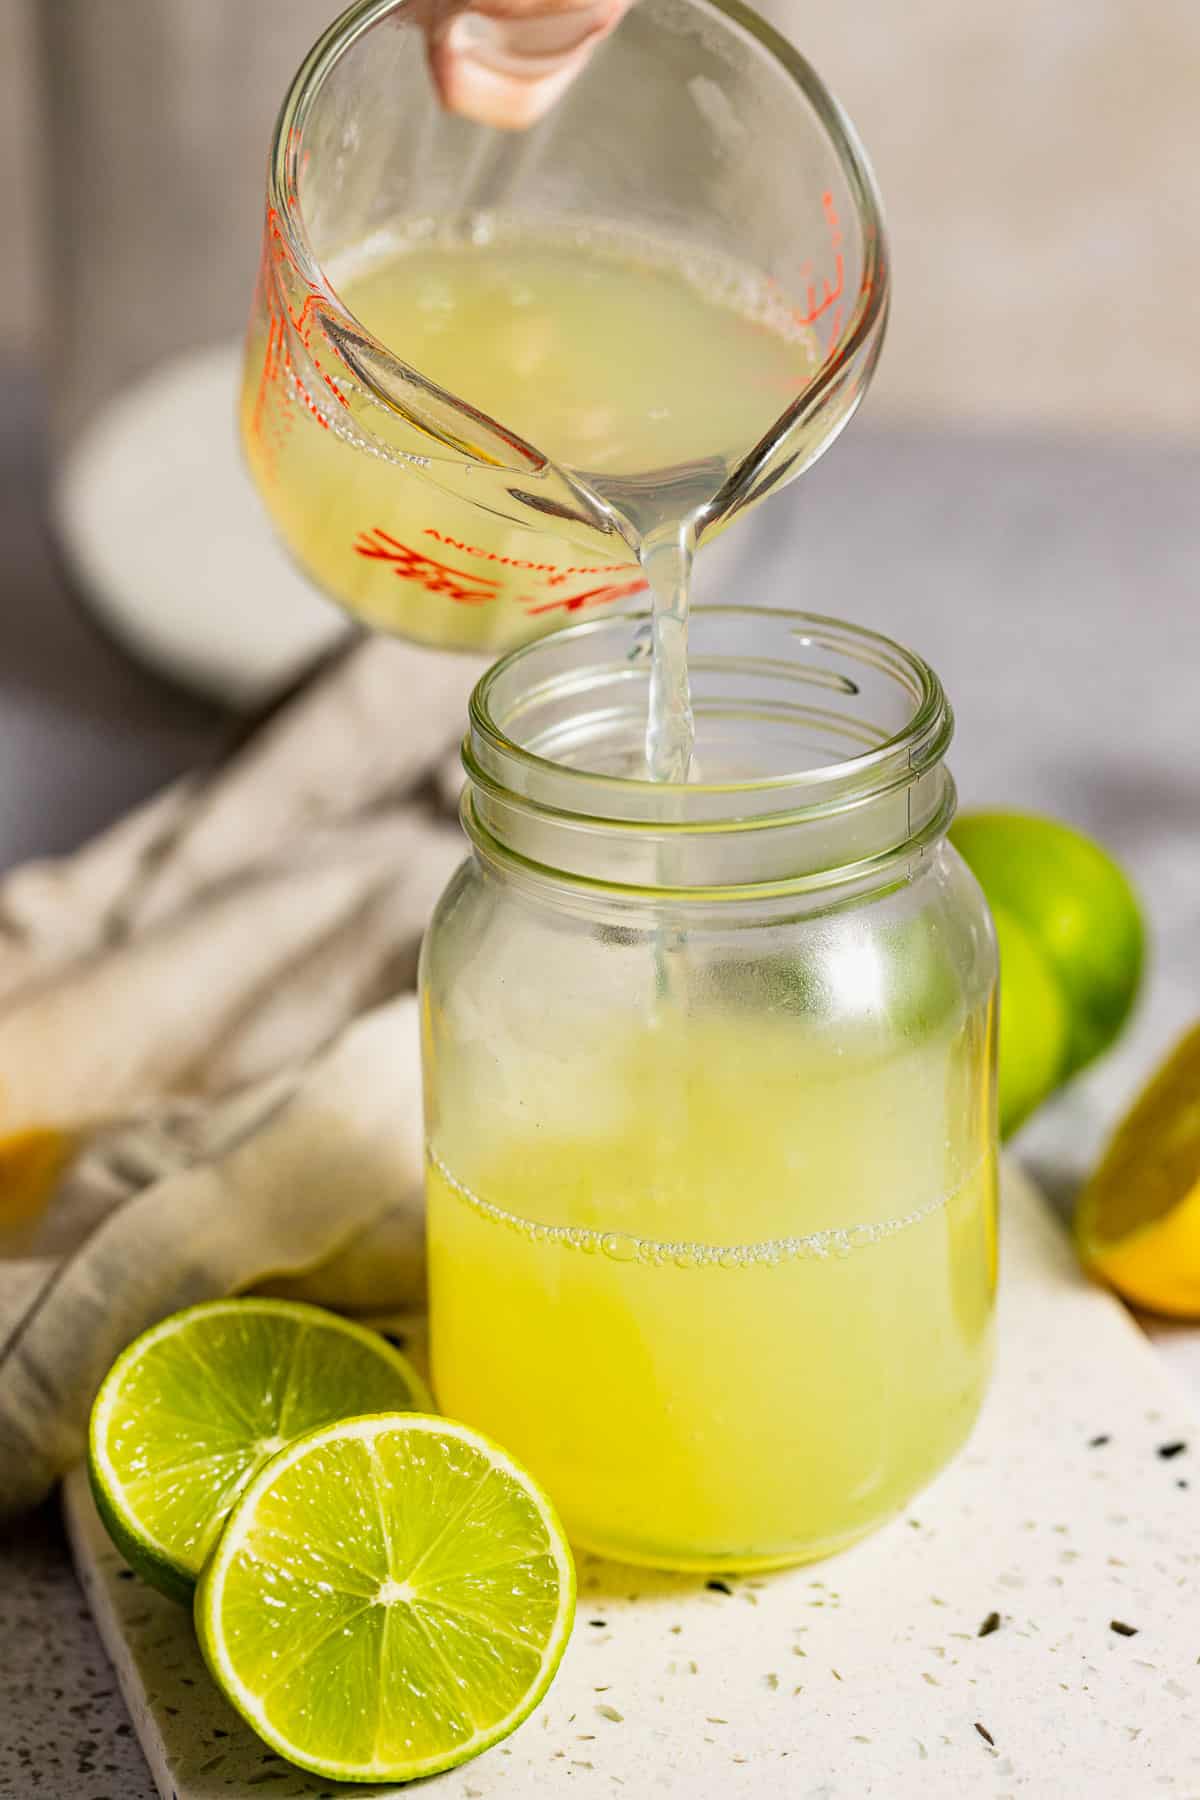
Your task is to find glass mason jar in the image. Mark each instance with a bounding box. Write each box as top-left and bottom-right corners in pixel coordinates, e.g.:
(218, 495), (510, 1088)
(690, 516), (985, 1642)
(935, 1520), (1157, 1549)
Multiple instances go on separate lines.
(422, 606), (998, 1572)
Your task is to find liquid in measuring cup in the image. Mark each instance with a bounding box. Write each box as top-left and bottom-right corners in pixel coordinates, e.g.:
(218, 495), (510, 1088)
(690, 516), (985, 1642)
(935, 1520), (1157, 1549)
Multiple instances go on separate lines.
(243, 218), (819, 770)
(427, 1006), (996, 1570)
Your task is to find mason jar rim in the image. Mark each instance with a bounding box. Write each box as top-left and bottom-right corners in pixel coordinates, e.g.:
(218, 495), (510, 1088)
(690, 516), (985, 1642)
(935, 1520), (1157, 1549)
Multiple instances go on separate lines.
(466, 604), (952, 818)
(459, 607), (956, 900)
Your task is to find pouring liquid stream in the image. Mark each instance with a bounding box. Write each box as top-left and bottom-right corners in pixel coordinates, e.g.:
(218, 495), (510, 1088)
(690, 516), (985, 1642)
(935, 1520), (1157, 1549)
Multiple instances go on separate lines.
(642, 524), (698, 785)
(639, 523), (698, 1003)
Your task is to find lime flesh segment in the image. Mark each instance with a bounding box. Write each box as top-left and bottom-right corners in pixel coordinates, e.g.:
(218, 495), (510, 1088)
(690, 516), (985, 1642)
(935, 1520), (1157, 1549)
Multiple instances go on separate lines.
(196, 1414), (576, 1783)
(88, 1299), (430, 1601)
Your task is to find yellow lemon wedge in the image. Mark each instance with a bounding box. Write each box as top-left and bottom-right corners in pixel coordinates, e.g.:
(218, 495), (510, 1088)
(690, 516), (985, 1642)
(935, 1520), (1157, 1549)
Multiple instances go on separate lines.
(1075, 1022), (1200, 1316)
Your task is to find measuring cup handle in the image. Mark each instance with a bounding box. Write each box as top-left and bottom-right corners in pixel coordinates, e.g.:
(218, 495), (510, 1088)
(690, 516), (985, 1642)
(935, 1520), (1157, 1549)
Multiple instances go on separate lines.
(426, 0), (633, 131)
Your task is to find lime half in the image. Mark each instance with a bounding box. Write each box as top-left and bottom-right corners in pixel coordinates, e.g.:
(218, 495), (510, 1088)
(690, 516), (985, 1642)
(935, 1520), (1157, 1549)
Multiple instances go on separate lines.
(88, 1298), (430, 1603)
(196, 1414), (576, 1783)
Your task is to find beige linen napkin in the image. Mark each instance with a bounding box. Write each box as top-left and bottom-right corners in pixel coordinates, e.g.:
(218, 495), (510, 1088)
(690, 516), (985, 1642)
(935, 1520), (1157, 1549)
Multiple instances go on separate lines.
(0, 634), (482, 1520)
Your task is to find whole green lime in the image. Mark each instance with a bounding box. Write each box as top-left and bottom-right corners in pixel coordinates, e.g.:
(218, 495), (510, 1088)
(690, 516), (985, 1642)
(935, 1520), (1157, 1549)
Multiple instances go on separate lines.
(950, 810), (1144, 1135)
(988, 906), (1071, 1136)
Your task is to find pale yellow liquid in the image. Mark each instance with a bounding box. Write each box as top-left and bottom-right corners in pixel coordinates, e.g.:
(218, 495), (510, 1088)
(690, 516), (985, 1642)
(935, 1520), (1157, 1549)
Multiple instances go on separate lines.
(427, 1009), (996, 1571)
(242, 223), (817, 670)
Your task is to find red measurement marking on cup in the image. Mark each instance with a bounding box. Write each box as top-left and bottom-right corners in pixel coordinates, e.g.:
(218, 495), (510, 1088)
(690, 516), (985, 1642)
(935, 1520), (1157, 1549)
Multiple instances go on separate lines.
(423, 530), (633, 586)
(524, 578), (648, 616)
(249, 207), (353, 475)
(792, 192), (844, 329)
(355, 526), (649, 614)
(354, 529), (503, 604)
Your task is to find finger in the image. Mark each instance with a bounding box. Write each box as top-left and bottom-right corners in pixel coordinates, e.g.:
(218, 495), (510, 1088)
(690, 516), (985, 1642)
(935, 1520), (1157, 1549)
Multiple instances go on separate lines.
(428, 0), (633, 131)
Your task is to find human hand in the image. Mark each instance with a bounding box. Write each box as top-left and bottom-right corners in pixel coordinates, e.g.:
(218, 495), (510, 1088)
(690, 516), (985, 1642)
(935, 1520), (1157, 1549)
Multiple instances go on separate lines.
(424, 0), (635, 130)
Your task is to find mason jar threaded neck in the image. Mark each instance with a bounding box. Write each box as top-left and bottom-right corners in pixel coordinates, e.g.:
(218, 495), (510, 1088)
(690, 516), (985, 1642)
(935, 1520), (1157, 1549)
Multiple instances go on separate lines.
(462, 606), (955, 898)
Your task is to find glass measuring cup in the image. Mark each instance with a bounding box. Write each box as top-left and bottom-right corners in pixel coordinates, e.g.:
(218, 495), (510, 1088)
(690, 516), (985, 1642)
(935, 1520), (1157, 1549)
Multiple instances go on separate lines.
(243, 0), (889, 653)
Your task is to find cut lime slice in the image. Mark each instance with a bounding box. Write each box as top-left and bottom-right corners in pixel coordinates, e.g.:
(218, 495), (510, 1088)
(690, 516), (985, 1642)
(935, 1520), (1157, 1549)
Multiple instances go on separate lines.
(88, 1298), (430, 1603)
(196, 1414), (576, 1783)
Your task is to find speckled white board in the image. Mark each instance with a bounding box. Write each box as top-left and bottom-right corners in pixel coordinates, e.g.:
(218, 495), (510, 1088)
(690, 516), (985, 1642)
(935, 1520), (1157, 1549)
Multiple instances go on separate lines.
(65, 1165), (1200, 1799)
